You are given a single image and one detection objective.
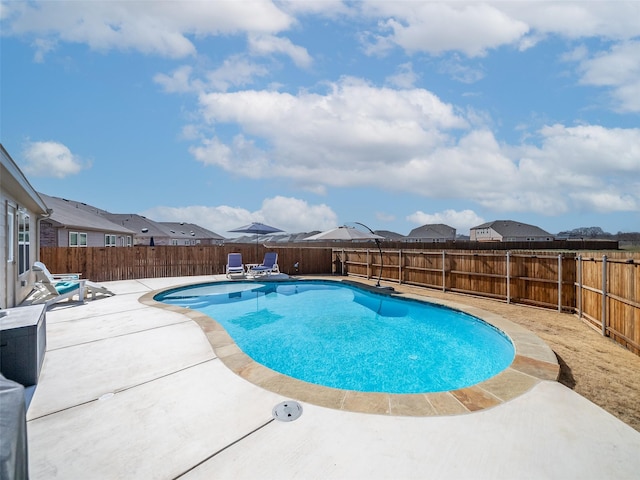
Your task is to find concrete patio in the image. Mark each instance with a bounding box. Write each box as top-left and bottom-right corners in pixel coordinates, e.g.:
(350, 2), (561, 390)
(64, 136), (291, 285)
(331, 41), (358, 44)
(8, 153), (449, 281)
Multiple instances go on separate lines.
(26, 276), (640, 479)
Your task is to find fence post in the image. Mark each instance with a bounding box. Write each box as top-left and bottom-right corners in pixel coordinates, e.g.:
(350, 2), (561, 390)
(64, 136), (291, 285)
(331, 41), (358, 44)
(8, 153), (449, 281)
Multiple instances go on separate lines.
(398, 250), (402, 284)
(577, 255), (583, 318)
(601, 255), (608, 336)
(506, 251), (511, 304)
(366, 249), (371, 280)
(557, 254), (563, 312)
(442, 251), (446, 292)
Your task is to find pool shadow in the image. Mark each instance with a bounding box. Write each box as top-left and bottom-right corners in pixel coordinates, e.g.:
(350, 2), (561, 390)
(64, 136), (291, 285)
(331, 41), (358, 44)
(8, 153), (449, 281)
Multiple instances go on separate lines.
(555, 352), (576, 389)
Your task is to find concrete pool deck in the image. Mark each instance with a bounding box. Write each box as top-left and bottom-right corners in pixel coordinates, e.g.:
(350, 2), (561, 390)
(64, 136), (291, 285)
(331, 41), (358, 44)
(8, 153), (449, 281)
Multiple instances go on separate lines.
(26, 275), (640, 479)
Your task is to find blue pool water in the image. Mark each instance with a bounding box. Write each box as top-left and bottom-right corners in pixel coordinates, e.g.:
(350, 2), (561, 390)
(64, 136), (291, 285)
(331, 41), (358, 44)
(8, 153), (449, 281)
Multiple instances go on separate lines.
(156, 280), (515, 394)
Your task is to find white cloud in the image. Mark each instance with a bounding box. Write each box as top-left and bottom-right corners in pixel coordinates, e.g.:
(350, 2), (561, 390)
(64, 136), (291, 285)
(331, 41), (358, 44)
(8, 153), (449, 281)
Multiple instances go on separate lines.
(31, 37), (57, 63)
(407, 209), (485, 234)
(501, 124), (640, 214)
(206, 56), (271, 92)
(154, 65), (200, 94)
(504, 2), (640, 40)
(279, 0), (352, 17)
(362, 2), (529, 57)
(385, 62), (419, 89)
(248, 34), (312, 68)
(195, 78), (468, 192)
(570, 191), (638, 213)
(437, 55), (485, 84)
(154, 58), (271, 94)
(4, 1), (293, 59)
(21, 141), (90, 178)
(190, 74), (640, 216)
(524, 124), (640, 174)
(575, 41), (640, 113)
(259, 196), (337, 232)
(141, 196), (337, 234)
(361, 1), (640, 57)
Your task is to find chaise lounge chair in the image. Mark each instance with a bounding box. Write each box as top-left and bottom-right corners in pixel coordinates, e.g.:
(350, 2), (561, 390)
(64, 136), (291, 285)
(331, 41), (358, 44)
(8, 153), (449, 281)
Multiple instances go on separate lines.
(26, 261), (115, 307)
(248, 252), (280, 277)
(226, 253), (245, 278)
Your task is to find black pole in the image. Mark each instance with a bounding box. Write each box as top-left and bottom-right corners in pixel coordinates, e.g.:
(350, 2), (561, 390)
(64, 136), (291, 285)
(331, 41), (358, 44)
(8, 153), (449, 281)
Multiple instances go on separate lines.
(353, 222), (384, 288)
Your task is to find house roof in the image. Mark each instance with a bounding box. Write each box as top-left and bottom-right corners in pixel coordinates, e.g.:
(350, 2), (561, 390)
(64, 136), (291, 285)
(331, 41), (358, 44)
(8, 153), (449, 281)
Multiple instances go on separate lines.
(39, 194), (134, 234)
(407, 224), (456, 239)
(103, 214), (170, 239)
(375, 230), (406, 240)
(38, 193), (225, 243)
(472, 220), (551, 237)
(159, 222), (225, 241)
(1, 145), (49, 215)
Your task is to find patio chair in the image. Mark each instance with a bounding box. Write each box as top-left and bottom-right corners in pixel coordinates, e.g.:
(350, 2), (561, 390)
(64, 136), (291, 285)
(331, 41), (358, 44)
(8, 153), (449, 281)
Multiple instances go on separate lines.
(226, 253), (245, 278)
(26, 261), (114, 307)
(249, 252), (280, 276)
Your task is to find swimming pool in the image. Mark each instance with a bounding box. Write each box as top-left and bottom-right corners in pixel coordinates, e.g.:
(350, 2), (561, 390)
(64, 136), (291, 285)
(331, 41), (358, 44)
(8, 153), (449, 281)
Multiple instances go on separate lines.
(156, 280), (515, 394)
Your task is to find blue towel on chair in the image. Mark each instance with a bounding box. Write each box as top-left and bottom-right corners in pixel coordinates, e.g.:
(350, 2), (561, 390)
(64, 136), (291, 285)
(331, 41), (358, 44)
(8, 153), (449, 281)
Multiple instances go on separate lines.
(55, 281), (80, 295)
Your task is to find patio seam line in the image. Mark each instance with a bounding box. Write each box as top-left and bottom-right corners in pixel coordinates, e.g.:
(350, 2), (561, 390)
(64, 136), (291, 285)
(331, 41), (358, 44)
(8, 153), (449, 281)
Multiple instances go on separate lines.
(46, 304), (151, 323)
(172, 418), (276, 479)
(44, 318), (195, 352)
(120, 279), (158, 291)
(27, 358), (216, 422)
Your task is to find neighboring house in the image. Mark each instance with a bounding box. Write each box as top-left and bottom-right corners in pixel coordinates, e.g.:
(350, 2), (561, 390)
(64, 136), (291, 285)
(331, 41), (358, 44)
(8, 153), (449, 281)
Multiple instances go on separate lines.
(104, 214), (174, 246)
(104, 215), (226, 246)
(375, 230), (406, 241)
(470, 220), (554, 242)
(159, 222), (225, 246)
(36, 196), (225, 247)
(39, 194), (135, 247)
(1, 145), (50, 308)
(405, 224), (456, 243)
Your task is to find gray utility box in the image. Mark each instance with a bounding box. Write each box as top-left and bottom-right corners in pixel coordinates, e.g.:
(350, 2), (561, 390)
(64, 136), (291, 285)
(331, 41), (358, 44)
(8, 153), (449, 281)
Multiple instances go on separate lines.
(0, 304), (47, 387)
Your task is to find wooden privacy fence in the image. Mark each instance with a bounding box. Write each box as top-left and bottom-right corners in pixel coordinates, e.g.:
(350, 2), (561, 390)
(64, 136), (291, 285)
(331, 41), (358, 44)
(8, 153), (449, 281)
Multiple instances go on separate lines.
(40, 245), (639, 355)
(335, 249), (576, 311)
(39, 245), (331, 282)
(576, 252), (640, 355)
(336, 248), (640, 355)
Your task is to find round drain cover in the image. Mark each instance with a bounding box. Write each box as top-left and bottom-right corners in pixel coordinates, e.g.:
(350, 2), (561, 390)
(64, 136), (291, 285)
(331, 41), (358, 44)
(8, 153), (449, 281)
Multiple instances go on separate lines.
(272, 401), (303, 422)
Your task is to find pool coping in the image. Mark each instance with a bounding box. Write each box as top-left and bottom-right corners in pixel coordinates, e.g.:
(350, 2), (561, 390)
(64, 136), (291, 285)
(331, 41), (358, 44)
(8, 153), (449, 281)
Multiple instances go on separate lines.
(140, 277), (560, 417)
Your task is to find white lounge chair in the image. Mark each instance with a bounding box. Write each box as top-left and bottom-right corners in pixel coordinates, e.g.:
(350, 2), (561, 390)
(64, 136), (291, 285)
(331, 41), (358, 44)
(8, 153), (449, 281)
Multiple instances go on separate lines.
(26, 261), (114, 307)
(249, 252), (280, 276)
(226, 253), (245, 278)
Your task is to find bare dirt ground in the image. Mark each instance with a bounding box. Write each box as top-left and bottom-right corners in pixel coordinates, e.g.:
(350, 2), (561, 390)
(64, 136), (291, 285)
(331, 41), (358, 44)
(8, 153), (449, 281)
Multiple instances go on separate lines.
(389, 282), (640, 432)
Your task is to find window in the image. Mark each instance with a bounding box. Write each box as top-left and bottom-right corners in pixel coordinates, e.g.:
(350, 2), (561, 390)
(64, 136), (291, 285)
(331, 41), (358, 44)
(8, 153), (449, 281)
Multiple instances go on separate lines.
(18, 210), (30, 274)
(7, 209), (14, 263)
(70, 231), (88, 247)
(125, 235), (132, 247)
(105, 234), (117, 247)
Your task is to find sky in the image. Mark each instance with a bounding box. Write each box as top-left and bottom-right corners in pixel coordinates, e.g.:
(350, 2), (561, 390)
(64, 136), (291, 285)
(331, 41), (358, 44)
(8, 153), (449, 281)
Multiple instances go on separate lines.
(2, 1), (639, 237)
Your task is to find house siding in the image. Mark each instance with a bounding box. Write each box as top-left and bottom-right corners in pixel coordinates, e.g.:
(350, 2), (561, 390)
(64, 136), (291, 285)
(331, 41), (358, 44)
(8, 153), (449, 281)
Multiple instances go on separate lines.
(55, 228), (121, 247)
(1, 145), (49, 307)
(0, 197), (7, 308)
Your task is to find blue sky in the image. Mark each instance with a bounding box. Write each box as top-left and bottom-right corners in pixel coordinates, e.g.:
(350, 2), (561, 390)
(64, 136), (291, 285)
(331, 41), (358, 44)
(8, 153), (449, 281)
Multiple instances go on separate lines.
(2, 1), (639, 237)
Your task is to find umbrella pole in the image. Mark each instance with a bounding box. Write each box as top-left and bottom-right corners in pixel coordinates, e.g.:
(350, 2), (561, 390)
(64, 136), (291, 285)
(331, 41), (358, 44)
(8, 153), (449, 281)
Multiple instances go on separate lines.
(354, 222), (393, 291)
